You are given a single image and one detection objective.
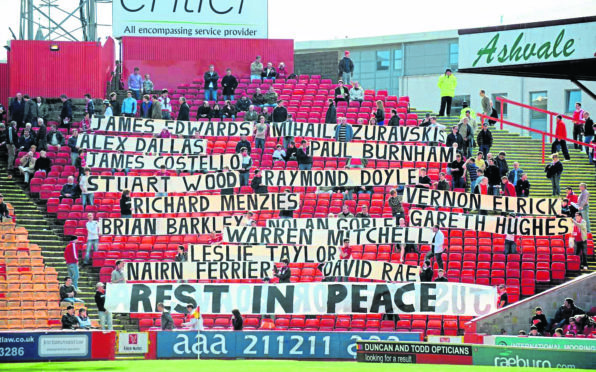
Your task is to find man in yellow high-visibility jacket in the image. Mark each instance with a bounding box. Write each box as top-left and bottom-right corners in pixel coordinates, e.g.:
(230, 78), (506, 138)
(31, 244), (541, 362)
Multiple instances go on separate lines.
(437, 68), (457, 116)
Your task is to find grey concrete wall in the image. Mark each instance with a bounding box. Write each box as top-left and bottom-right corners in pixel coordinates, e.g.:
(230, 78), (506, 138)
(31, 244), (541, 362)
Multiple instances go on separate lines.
(474, 272), (596, 335)
(294, 52), (338, 82)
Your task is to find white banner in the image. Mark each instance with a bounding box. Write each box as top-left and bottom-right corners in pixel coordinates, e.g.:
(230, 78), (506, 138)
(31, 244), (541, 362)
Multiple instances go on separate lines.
(100, 216), (245, 235)
(87, 172), (240, 193)
(310, 141), (454, 163)
(188, 244), (341, 263)
(86, 152), (242, 171)
(113, 0), (269, 38)
(105, 282), (498, 316)
(267, 218), (397, 230)
(77, 134), (207, 154)
(261, 169), (418, 187)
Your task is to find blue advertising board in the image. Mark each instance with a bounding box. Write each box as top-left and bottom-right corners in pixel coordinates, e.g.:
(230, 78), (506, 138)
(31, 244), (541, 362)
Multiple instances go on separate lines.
(156, 331), (423, 359)
(0, 332), (91, 362)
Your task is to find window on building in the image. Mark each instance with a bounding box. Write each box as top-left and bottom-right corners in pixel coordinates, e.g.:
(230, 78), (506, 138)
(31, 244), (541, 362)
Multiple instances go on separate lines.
(451, 95), (471, 117)
(566, 90), (581, 113)
(393, 49), (403, 75)
(449, 43), (459, 70)
(376, 50), (390, 71)
(492, 93), (508, 117)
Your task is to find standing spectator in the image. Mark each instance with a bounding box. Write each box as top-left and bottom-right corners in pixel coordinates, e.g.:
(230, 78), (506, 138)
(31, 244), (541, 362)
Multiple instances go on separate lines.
(545, 154), (563, 196)
(457, 117), (473, 158)
(334, 117), (353, 142)
(388, 189), (404, 221)
(254, 117), (268, 149)
(60, 95), (73, 133)
(388, 110), (400, 126)
(79, 168), (94, 209)
(261, 62), (277, 81)
(67, 129), (80, 166)
(84, 94), (95, 124)
(446, 126), (463, 149)
(5, 122), (18, 177)
(9, 93), (25, 129)
(349, 82), (364, 103)
(448, 153), (465, 189)
(121, 91), (137, 117)
(159, 89), (172, 119)
(61, 306), (79, 329)
(497, 285), (508, 308)
(505, 229), (517, 255)
(140, 95), (152, 118)
(111, 260), (126, 283)
(516, 173), (530, 197)
(34, 150), (52, 174)
(251, 169), (268, 194)
(273, 259), (291, 283)
(485, 159), (501, 195)
(277, 62), (288, 80)
(157, 302), (174, 330)
(178, 97), (190, 121)
(0, 195), (11, 222)
(103, 100), (113, 118)
(221, 68), (238, 101)
(263, 86), (278, 108)
(222, 101), (236, 120)
(500, 176), (516, 197)
(239, 148), (252, 186)
(325, 99), (337, 124)
(236, 95), (251, 112)
(495, 151), (509, 178)
(480, 90), (491, 123)
(437, 69), (457, 116)
(143, 74), (154, 94)
(334, 81), (350, 105)
(272, 100), (288, 122)
(571, 212), (588, 270)
(252, 88), (265, 107)
(83, 213), (99, 266)
(583, 111), (594, 161)
(60, 277), (84, 303)
(577, 182), (590, 232)
(552, 115), (571, 160)
(36, 120), (47, 151)
(182, 304), (203, 330)
(476, 123), (493, 158)
(235, 135), (252, 154)
(23, 95), (39, 125)
(60, 176), (80, 201)
(419, 260), (433, 282)
(95, 282), (112, 330)
(508, 162), (523, 186)
(109, 92), (121, 116)
(464, 158), (479, 188)
(338, 51), (354, 84)
(572, 102), (585, 149)
(64, 240), (80, 290)
(245, 105), (258, 122)
(297, 140), (313, 170)
(128, 67), (143, 99)
(36, 96), (49, 123)
(232, 309), (244, 330)
(18, 151), (35, 184)
(425, 225), (444, 270)
(120, 189), (132, 218)
(250, 56), (263, 81)
(196, 101), (211, 120)
(373, 100), (385, 125)
(150, 95), (162, 119)
(204, 65), (219, 102)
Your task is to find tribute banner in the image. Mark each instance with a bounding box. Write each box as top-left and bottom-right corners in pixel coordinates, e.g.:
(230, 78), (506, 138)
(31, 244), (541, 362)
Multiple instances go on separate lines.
(404, 188), (560, 215)
(269, 122), (447, 143)
(408, 209), (573, 236)
(131, 193), (300, 214)
(320, 260), (420, 282)
(188, 244), (341, 263)
(310, 141), (454, 163)
(105, 282), (498, 316)
(86, 172), (241, 193)
(261, 169), (418, 187)
(90, 117), (254, 137)
(100, 216), (245, 235)
(85, 152), (242, 171)
(267, 218), (397, 230)
(224, 226), (434, 245)
(76, 134), (207, 154)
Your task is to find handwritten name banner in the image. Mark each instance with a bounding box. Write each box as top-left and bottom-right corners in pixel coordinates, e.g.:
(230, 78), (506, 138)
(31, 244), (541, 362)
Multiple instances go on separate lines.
(267, 218), (397, 230)
(106, 282), (497, 316)
(86, 152), (242, 171)
(86, 172), (240, 193)
(310, 141), (454, 163)
(261, 169), (418, 187)
(320, 259), (420, 282)
(408, 209), (573, 236)
(77, 134), (207, 154)
(188, 244), (341, 263)
(90, 116), (254, 137)
(100, 216), (244, 235)
(131, 193), (300, 214)
(404, 188), (560, 216)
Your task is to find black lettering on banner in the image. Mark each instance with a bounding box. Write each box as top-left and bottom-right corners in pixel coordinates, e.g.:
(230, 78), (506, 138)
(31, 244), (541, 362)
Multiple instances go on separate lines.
(188, 244), (339, 263)
(310, 141), (454, 163)
(204, 285), (229, 313)
(76, 134), (206, 154)
(394, 283), (415, 313)
(173, 285), (196, 314)
(326, 284), (348, 313)
(266, 286), (294, 313)
(420, 283), (437, 312)
(130, 284), (152, 312)
(101, 216), (243, 235)
(85, 152), (242, 172)
(320, 260), (420, 282)
(261, 169), (418, 187)
(87, 172), (241, 193)
(370, 284), (393, 313)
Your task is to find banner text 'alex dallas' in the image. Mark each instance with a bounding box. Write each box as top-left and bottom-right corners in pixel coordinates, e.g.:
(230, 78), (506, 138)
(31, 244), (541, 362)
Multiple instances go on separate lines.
(261, 169), (418, 187)
(105, 282), (497, 316)
(87, 172), (241, 193)
(76, 133), (206, 154)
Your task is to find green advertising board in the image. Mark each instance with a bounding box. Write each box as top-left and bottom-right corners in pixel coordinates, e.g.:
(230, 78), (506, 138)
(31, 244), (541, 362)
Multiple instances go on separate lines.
(472, 344), (595, 369)
(494, 336), (596, 351)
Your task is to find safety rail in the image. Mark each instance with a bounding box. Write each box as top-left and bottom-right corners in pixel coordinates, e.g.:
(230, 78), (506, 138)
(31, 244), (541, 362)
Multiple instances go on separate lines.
(477, 113), (591, 164)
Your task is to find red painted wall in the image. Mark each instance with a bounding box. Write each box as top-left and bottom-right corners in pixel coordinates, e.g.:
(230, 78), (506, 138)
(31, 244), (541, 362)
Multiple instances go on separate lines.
(8, 38), (115, 99)
(121, 37), (294, 91)
(0, 63), (8, 110)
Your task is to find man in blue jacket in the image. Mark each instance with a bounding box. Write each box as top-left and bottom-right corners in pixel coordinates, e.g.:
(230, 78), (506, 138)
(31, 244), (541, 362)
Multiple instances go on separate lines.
(334, 117), (354, 142)
(121, 91), (137, 117)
